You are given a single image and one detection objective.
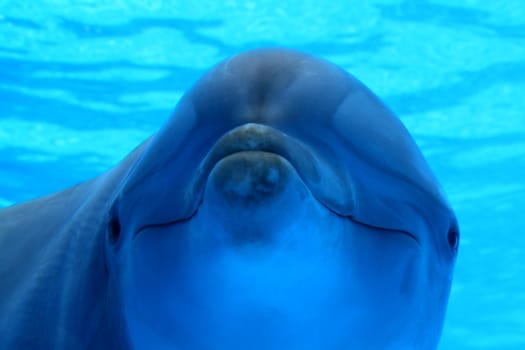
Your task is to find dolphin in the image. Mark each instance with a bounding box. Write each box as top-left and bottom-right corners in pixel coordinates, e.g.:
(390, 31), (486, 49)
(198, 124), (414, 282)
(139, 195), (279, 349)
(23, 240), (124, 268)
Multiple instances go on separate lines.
(0, 48), (459, 349)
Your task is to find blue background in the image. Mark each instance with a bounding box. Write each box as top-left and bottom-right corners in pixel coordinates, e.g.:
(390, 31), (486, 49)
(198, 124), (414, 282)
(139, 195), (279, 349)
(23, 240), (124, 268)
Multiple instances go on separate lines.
(1, 1), (524, 348)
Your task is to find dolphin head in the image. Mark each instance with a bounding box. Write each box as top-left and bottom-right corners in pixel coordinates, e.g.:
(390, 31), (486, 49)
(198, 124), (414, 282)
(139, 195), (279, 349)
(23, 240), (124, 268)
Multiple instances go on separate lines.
(104, 49), (459, 349)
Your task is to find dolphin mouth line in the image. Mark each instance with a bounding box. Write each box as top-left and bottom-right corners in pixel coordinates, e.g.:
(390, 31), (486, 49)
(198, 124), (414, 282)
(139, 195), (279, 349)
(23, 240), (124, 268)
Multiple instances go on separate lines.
(353, 220), (421, 245)
(135, 200), (420, 247)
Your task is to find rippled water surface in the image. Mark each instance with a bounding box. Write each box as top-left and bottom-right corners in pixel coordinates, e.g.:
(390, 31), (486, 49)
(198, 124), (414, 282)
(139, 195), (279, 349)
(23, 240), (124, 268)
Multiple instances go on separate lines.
(1, 1), (524, 349)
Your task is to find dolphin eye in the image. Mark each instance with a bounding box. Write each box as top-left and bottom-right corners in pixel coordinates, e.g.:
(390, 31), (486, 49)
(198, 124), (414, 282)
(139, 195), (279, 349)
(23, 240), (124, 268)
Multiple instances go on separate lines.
(108, 217), (121, 245)
(447, 226), (459, 253)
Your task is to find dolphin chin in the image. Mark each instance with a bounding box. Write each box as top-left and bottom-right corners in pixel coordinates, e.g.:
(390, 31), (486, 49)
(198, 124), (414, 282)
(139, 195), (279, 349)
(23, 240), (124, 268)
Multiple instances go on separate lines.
(123, 183), (424, 350)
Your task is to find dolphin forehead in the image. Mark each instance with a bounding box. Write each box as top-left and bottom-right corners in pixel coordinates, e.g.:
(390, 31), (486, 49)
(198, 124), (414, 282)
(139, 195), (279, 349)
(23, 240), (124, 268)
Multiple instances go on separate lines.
(118, 48), (455, 238)
(189, 49), (352, 132)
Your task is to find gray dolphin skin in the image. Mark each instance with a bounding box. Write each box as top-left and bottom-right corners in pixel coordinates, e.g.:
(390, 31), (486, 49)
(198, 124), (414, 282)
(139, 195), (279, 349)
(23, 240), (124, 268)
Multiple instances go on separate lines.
(0, 48), (459, 349)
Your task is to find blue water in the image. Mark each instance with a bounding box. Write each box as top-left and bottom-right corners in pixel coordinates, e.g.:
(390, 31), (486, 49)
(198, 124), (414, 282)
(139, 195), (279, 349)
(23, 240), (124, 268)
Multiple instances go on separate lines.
(1, 1), (524, 348)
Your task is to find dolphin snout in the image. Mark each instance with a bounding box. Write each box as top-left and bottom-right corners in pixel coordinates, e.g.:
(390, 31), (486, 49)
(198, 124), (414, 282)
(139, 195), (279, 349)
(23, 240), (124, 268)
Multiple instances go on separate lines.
(208, 151), (292, 205)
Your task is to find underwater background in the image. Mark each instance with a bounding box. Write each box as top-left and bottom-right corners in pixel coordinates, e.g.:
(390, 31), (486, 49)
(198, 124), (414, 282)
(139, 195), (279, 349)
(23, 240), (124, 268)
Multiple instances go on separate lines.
(0, 0), (524, 349)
